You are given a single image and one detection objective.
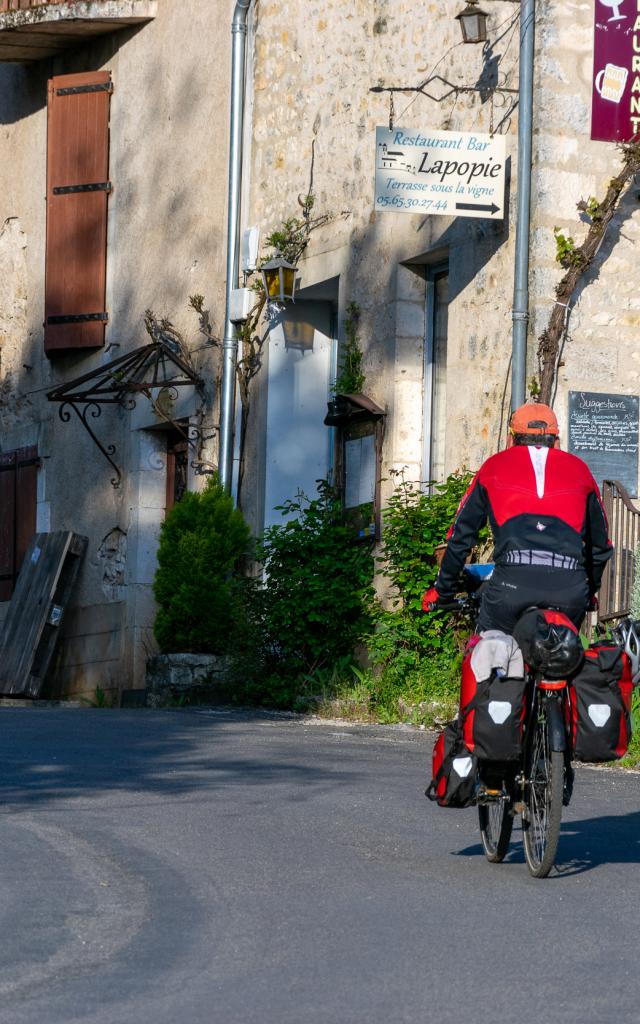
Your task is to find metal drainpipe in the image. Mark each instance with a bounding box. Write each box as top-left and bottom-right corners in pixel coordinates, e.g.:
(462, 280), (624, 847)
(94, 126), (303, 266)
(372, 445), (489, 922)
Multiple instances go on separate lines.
(219, 0), (253, 492)
(511, 0), (535, 412)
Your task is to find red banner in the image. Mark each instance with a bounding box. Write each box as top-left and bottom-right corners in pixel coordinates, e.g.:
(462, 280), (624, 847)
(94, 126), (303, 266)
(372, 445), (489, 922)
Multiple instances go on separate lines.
(591, 0), (640, 142)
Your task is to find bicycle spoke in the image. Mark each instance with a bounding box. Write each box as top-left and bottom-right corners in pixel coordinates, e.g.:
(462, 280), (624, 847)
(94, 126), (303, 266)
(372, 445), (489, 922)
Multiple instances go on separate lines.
(529, 722), (549, 865)
(478, 772), (513, 863)
(523, 696), (565, 878)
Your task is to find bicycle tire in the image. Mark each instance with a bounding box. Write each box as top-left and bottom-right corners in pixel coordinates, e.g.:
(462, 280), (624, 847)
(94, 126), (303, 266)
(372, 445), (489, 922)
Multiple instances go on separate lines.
(478, 796), (513, 863)
(523, 701), (564, 878)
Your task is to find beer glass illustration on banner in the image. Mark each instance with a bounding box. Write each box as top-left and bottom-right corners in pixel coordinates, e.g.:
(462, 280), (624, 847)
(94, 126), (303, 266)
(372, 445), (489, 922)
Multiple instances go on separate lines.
(595, 63), (628, 103)
(599, 0), (627, 22)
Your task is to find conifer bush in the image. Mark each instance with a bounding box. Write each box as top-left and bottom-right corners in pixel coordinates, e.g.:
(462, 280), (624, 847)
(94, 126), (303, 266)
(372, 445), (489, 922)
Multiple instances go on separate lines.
(153, 475), (250, 654)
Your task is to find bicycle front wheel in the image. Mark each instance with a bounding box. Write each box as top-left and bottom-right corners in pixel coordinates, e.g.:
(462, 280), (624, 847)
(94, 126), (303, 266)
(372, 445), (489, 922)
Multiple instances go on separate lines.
(523, 700), (564, 878)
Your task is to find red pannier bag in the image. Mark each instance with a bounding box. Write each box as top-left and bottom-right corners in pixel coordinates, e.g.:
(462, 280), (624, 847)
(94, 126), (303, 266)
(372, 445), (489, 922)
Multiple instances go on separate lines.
(568, 645), (633, 762)
(459, 635), (527, 761)
(426, 719), (478, 808)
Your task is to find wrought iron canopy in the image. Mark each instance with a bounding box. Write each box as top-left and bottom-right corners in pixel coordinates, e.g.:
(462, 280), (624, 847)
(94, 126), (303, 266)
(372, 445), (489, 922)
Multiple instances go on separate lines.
(47, 337), (205, 487)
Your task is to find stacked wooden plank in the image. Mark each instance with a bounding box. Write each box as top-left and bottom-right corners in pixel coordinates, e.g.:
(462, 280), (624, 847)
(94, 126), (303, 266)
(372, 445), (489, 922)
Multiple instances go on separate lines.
(0, 532), (87, 698)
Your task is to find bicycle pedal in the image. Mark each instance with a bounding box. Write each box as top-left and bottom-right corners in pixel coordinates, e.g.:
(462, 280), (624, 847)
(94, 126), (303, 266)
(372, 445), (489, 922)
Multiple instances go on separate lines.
(476, 784), (503, 804)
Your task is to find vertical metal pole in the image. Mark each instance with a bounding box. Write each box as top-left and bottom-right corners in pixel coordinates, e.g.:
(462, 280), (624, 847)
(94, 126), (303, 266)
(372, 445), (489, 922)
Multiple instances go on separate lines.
(511, 0), (535, 412)
(219, 1), (252, 492)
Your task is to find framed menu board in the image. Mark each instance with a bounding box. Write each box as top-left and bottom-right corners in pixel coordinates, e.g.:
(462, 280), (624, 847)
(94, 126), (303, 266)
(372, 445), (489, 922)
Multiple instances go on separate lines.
(568, 391), (639, 497)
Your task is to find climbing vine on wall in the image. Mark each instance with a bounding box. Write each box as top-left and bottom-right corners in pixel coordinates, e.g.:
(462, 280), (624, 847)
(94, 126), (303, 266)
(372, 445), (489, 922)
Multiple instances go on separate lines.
(538, 138), (640, 405)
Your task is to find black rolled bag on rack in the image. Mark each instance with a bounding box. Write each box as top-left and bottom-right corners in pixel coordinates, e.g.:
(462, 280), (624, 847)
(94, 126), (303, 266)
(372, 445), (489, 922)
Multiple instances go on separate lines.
(568, 645), (634, 763)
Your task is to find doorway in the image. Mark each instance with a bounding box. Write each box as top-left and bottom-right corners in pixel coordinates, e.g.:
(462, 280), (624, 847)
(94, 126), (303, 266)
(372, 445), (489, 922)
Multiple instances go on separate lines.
(263, 301), (335, 530)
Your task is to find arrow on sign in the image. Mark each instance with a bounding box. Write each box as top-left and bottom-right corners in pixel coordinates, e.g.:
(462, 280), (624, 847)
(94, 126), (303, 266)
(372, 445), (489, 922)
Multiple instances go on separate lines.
(455, 201), (500, 215)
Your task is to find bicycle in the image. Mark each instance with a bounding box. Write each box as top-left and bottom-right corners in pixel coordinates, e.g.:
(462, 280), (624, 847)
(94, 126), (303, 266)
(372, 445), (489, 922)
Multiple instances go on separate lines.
(438, 565), (592, 879)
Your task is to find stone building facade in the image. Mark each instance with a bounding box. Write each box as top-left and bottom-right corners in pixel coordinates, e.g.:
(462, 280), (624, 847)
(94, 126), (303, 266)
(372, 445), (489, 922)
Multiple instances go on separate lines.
(0, 1), (636, 698)
(240, 0), (640, 531)
(0, 0), (227, 699)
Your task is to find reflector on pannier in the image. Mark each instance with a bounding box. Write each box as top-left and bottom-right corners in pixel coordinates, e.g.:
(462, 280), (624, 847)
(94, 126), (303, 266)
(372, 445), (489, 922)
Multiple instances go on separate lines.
(568, 645), (633, 762)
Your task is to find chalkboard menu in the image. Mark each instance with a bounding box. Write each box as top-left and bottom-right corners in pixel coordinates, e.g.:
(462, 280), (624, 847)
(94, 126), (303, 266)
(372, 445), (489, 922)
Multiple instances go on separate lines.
(568, 391), (639, 497)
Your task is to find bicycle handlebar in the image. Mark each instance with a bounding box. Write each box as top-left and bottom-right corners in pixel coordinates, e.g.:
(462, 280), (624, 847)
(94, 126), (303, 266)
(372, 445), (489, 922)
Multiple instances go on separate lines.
(431, 595), (479, 614)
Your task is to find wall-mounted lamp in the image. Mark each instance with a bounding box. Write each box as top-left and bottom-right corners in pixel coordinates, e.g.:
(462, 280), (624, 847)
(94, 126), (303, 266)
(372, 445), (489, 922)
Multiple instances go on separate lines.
(260, 256), (298, 307)
(282, 320), (315, 354)
(455, 0), (489, 43)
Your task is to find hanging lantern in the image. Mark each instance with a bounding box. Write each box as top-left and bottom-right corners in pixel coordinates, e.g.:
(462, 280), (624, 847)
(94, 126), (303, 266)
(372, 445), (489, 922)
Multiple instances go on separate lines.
(260, 256), (298, 306)
(455, 0), (488, 44)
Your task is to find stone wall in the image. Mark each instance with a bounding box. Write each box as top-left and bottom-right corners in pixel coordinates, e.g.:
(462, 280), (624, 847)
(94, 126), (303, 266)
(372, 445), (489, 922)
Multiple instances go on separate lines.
(47, 601), (125, 703)
(244, 0), (640, 514)
(242, 0), (521, 527)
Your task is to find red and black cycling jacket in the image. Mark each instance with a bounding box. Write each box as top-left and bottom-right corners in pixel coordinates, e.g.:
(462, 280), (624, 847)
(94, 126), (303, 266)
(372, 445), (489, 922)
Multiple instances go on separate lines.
(434, 445), (614, 601)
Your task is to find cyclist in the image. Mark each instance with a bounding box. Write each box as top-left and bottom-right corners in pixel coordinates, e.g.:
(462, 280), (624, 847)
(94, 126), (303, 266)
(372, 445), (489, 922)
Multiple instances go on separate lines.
(421, 402), (613, 631)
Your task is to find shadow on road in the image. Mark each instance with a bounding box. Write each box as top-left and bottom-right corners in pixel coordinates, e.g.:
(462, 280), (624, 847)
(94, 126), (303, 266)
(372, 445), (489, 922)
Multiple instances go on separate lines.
(457, 809), (640, 876)
(552, 809), (640, 876)
(0, 708), (359, 812)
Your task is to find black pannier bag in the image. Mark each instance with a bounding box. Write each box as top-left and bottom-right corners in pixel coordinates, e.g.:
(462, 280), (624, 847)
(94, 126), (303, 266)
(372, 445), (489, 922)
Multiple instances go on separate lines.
(568, 645), (633, 763)
(426, 719), (478, 808)
(459, 633), (527, 761)
(464, 675), (527, 761)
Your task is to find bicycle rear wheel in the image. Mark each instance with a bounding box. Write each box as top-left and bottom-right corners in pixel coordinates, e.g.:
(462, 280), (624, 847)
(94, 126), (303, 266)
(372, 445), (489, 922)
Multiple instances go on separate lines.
(478, 795), (513, 863)
(523, 698), (564, 878)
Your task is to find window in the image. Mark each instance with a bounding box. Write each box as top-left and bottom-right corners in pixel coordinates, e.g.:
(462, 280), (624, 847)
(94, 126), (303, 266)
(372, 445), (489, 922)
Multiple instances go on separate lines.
(45, 70), (112, 355)
(422, 266), (449, 484)
(0, 446), (38, 600)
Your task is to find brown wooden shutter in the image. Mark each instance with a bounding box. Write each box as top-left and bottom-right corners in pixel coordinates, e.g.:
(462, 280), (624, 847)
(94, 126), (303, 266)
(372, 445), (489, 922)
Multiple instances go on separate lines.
(0, 447), (38, 601)
(45, 70), (112, 355)
(15, 452), (38, 573)
(0, 454), (17, 602)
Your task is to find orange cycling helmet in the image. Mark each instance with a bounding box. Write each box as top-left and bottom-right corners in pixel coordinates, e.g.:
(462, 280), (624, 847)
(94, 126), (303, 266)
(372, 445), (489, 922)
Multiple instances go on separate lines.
(509, 402), (559, 438)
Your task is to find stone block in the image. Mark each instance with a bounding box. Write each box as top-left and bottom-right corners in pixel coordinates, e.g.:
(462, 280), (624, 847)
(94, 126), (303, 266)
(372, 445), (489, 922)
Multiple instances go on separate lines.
(62, 602), (125, 638)
(57, 628), (124, 669)
(145, 652), (231, 707)
(395, 299), (426, 339)
(128, 513), (162, 587)
(396, 264), (426, 302)
(394, 335), (425, 379)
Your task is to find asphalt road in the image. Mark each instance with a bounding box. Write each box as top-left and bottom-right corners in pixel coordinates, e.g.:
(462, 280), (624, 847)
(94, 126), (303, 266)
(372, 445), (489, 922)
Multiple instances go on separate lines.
(0, 707), (639, 1024)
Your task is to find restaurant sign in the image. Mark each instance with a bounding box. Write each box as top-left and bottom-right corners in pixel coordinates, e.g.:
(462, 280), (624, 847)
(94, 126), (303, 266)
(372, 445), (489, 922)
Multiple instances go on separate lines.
(592, 0), (640, 142)
(374, 126), (506, 219)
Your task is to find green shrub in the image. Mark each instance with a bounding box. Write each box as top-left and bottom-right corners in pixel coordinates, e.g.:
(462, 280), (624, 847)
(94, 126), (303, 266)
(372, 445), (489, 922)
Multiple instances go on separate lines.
(253, 481), (375, 680)
(622, 688), (640, 767)
(366, 471), (483, 690)
(379, 469), (480, 611)
(153, 475), (250, 654)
